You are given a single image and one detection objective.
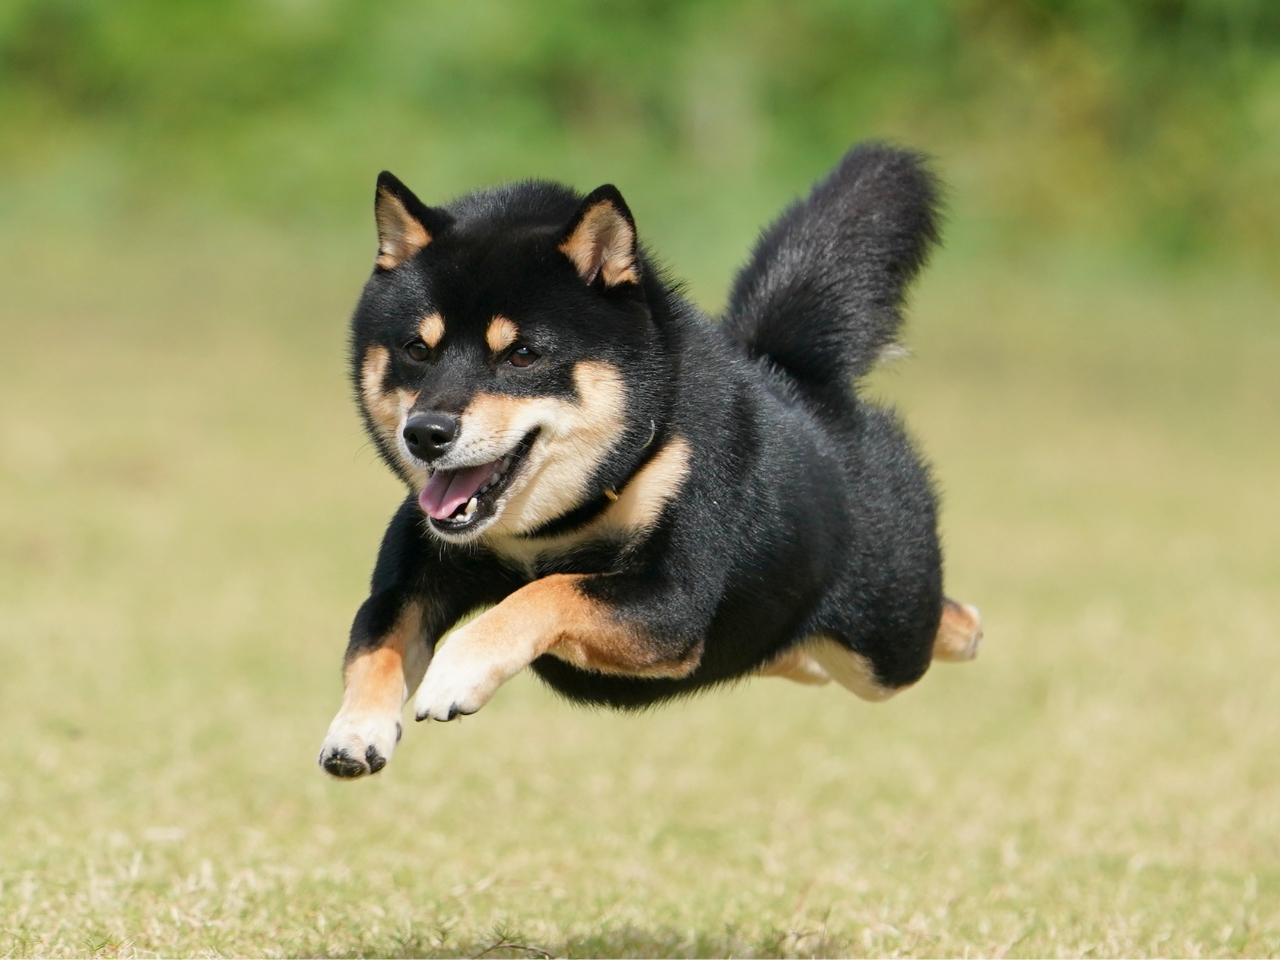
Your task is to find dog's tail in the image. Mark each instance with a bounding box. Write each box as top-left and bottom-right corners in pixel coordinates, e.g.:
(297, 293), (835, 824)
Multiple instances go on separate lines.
(723, 143), (942, 403)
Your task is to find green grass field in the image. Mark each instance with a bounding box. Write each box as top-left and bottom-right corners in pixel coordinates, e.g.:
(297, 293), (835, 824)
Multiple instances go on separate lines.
(1, 224), (1277, 958)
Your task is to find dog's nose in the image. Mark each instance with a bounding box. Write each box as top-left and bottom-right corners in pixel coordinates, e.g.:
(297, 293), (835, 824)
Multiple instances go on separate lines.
(403, 412), (459, 462)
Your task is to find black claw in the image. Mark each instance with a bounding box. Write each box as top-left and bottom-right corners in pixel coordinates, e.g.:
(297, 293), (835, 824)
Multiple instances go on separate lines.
(395, 721), (403, 742)
(365, 744), (386, 773)
(445, 704), (459, 721)
(321, 750), (367, 779)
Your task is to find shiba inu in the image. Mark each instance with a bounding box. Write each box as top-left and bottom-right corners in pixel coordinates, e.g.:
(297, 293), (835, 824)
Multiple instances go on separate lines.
(319, 142), (981, 778)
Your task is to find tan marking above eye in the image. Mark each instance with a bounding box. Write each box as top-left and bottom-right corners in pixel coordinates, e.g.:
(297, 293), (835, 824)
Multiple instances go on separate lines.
(486, 315), (519, 354)
(417, 313), (444, 349)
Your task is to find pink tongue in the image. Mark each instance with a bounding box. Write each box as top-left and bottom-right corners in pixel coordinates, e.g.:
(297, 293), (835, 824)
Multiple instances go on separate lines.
(418, 460), (501, 520)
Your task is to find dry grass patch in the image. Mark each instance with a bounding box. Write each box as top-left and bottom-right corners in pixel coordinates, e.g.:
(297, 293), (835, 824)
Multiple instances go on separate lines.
(1, 233), (1277, 957)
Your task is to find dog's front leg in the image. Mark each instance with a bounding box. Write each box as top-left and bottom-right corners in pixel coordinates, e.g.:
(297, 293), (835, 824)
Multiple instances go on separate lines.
(414, 573), (702, 721)
(319, 594), (433, 778)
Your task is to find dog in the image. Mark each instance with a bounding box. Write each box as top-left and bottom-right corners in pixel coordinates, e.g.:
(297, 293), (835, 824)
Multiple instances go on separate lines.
(318, 142), (981, 778)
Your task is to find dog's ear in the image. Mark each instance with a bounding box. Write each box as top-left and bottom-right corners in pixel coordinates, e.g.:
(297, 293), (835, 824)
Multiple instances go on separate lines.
(374, 172), (451, 270)
(559, 185), (640, 288)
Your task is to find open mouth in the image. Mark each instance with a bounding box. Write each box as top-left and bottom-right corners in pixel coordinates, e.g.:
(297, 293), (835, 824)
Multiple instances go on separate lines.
(418, 430), (538, 533)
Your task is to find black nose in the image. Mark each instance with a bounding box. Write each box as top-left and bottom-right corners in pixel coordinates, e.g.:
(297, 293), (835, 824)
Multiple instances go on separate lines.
(403, 412), (459, 462)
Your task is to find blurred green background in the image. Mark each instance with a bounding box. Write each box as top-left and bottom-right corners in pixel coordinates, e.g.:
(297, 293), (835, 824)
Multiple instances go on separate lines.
(1, 2), (1278, 958)
(4, 0), (1280, 272)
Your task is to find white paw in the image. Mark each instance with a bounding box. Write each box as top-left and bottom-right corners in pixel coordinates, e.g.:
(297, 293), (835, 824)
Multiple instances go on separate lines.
(413, 637), (504, 722)
(317, 712), (401, 778)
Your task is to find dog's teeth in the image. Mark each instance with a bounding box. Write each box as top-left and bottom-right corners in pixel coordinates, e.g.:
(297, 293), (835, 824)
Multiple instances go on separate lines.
(501, 457), (512, 469)
(464, 497), (478, 517)
(490, 471), (502, 484)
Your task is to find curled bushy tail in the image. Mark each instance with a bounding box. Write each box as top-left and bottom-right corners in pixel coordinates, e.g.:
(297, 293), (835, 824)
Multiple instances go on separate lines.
(723, 143), (942, 400)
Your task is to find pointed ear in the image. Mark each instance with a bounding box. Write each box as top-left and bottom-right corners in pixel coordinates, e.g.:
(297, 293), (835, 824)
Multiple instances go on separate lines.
(374, 172), (450, 270)
(559, 185), (640, 288)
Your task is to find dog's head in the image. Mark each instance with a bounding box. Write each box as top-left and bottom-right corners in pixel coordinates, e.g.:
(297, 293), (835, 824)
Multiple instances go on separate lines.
(351, 173), (667, 544)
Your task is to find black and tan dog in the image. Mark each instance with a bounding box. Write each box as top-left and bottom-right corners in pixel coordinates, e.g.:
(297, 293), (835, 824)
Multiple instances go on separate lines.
(318, 142), (981, 778)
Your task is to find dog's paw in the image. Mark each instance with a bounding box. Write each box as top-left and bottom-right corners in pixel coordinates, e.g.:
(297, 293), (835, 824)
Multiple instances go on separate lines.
(317, 713), (402, 778)
(933, 599), (983, 663)
(412, 640), (502, 722)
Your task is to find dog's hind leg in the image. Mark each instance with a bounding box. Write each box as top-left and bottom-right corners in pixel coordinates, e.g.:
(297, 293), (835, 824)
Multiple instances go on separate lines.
(803, 636), (906, 701)
(933, 599), (982, 662)
(758, 646), (832, 685)
(791, 600), (980, 704)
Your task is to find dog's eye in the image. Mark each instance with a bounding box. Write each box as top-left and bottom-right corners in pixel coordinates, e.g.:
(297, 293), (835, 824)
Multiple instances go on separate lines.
(507, 345), (539, 368)
(405, 340), (430, 362)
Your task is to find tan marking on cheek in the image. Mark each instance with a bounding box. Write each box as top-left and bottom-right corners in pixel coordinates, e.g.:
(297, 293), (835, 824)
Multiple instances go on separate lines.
(375, 189), (431, 270)
(486, 315), (518, 354)
(459, 362), (623, 456)
(341, 601), (429, 716)
(572, 361), (628, 427)
(361, 346), (420, 480)
(492, 361), (627, 533)
(361, 345), (390, 397)
(459, 574), (699, 679)
(602, 436), (690, 533)
(395, 388), (418, 417)
(550, 361), (627, 480)
(417, 313), (444, 349)
(360, 346), (398, 436)
(933, 599), (982, 662)
(458, 392), (551, 447)
(485, 430), (686, 569)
